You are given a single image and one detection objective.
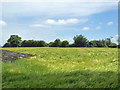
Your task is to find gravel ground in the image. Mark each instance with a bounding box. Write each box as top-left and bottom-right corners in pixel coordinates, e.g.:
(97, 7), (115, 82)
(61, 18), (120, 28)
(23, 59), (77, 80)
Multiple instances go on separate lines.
(0, 50), (33, 62)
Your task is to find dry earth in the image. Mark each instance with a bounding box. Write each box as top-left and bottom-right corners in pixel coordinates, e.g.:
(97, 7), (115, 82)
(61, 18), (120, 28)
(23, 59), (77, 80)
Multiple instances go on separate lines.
(0, 50), (33, 62)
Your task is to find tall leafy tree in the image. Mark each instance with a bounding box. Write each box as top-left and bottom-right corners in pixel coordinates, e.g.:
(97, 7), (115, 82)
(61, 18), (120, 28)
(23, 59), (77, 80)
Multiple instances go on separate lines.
(87, 41), (97, 47)
(73, 35), (88, 47)
(37, 41), (47, 47)
(49, 42), (54, 47)
(7, 35), (22, 47)
(106, 38), (112, 46)
(51, 39), (61, 47)
(60, 40), (69, 47)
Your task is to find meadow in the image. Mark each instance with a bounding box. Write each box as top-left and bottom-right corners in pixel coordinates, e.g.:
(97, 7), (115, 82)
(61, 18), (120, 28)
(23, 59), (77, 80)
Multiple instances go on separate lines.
(2, 47), (118, 88)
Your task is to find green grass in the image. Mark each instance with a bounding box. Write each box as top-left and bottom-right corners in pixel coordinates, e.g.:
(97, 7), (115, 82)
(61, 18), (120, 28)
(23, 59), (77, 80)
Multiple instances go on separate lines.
(2, 47), (118, 88)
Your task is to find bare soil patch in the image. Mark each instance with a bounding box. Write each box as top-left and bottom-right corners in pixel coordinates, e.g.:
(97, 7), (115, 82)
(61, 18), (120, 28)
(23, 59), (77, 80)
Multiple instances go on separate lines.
(0, 50), (33, 62)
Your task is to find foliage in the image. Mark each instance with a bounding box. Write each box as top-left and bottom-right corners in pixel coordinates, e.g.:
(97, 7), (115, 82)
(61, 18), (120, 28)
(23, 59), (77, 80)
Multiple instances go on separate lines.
(49, 42), (54, 47)
(69, 44), (75, 47)
(21, 40), (36, 47)
(108, 43), (117, 48)
(21, 40), (47, 47)
(50, 39), (61, 47)
(3, 35), (22, 47)
(95, 40), (107, 47)
(106, 38), (112, 46)
(2, 34), (118, 48)
(3, 43), (11, 47)
(73, 35), (87, 47)
(37, 41), (47, 47)
(87, 41), (97, 47)
(118, 45), (120, 48)
(87, 40), (107, 47)
(60, 40), (69, 47)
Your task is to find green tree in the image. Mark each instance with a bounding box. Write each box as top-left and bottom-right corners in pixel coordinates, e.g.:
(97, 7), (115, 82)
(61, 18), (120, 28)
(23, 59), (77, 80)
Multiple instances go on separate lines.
(106, 38), (112, 46)
(51, 39), (61, 47)
(21, 40), (28, 47)
(101, 40), (107, 47)
(69, 44), (75, 47)
(49, 42), (54, 47)
(37, 41), (47, 47)
(87, 41), (95, 47)
(7, 35), (22, 47)
(21, 40), (35, 47)
(73, 35), (88, 47)
(21, 40), (46, 47)
(60, 40), (69, 47)
(3, 43), (10, 47)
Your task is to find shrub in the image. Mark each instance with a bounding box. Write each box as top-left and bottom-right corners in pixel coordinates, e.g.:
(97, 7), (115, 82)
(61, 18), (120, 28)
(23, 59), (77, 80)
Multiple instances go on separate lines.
(108, 43), (117, 48)
(50, 39), (61, 47)
(60, 40), (69, 47)
(3, 43), (11, 47)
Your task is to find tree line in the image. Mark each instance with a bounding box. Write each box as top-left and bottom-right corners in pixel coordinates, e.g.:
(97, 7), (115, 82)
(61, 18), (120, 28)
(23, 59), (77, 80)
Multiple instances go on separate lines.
(2, 35), (119, 48)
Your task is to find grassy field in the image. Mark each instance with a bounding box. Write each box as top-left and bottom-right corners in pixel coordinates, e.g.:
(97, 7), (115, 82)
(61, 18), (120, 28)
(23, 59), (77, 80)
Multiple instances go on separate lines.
(2, 47), (118, 88)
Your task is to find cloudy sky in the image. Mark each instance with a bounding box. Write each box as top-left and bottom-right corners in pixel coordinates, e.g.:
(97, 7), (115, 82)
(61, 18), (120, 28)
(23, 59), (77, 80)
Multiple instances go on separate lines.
(0, 0), (119, 45)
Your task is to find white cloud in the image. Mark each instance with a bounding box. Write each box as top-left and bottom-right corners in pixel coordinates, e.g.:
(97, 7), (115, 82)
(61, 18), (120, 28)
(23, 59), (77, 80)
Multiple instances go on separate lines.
(2, 1), (117, 19)
(96, 26), (101, 30)
(30, 18), (80, 28)
(111, 35), (120, 44)
(82, 26), (101, 31)
(82, 27), (90, 31)
(46, 19), (57, 25)
(46, 18), (79, 25)
(0, 20), (7, 26)
(107, 21), (113, 26)
(30, 24), (50, 28)
(66, 19), (79, 24)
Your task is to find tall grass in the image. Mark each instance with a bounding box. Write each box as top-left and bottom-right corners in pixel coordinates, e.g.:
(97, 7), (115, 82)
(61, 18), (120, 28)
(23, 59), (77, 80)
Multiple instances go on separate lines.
(2, 47), (118, 88)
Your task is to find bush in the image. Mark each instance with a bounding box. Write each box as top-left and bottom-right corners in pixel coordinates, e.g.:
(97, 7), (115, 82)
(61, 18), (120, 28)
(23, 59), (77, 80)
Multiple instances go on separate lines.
(60, 40), (69, 47)
(37, 41), (47, 47)
(108, 43), (117, 48)
(69, 44), (75, 47)
(21, 40), (47, 47)
(87, 41), (96, 47)
(87, 40), (107, 47)
(49, 42), (54, 47)
(3, 43), (11, 47)
(50, 39), (61, 47)
(21, 40), (35, 47)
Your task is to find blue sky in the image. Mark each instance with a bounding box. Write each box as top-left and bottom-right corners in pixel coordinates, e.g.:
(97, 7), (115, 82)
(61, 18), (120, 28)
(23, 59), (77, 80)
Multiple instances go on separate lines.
(0, 0), (119, 45)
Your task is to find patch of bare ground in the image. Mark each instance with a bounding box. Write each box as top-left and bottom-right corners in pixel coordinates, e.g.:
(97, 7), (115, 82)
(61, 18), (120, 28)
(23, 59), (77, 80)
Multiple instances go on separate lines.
(0, 50), (33, 62)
